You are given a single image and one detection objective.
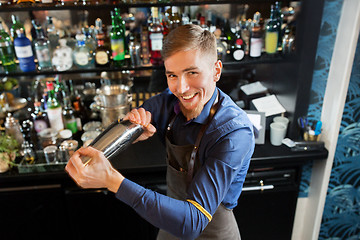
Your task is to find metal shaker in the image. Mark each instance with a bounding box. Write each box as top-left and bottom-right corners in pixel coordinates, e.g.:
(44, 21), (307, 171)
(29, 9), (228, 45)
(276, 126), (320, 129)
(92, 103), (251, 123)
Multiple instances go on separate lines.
(80, 119), (144, 165)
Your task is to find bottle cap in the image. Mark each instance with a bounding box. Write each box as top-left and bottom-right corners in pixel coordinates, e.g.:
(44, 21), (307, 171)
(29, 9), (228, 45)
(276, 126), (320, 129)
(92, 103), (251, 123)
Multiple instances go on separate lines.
(59, 129), (72, 140)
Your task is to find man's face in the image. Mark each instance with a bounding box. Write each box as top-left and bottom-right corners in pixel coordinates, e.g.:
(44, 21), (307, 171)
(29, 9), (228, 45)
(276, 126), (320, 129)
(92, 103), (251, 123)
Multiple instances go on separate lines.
(165, 49), (222, 120)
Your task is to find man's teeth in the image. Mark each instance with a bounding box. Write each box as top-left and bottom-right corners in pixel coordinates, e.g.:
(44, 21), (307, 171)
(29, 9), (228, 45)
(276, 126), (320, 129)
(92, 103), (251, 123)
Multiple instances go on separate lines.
(182, 93), (196, 100)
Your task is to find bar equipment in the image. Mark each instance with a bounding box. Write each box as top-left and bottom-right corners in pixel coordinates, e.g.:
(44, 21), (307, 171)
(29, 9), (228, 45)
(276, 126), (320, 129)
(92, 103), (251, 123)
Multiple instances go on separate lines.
(80, 119), (144, 165)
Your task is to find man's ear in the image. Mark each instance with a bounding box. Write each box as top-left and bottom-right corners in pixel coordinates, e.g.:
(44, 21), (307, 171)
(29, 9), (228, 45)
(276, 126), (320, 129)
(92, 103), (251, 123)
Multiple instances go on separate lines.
(214, 60), (223, 82)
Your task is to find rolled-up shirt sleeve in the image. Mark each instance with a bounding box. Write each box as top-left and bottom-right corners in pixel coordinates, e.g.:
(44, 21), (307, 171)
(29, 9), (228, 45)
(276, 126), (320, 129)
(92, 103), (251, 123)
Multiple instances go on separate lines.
(115, 124), (254, 239)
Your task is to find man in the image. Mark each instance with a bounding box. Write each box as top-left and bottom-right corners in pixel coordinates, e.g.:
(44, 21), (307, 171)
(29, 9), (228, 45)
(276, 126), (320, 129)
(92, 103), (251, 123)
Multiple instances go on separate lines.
(65, 24), (255, 239)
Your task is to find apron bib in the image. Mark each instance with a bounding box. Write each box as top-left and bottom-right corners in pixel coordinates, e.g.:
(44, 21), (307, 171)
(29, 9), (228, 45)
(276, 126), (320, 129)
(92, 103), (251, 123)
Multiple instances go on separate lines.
(157, 92), (241, 240)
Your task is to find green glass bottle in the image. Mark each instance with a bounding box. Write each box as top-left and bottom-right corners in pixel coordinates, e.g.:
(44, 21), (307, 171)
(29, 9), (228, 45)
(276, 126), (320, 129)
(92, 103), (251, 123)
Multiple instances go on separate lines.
(62, 96), (78, 134)
(0, 21), (17, 73)
(114, 8), (128, 55)
(10, 15), (25, 41)
(265, 5), (279, 54)
(110, 10), (125, 67)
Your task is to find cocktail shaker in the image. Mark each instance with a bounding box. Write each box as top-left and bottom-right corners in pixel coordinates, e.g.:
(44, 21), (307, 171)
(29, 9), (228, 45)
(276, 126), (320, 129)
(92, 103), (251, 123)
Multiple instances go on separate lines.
(81, 119), (144, 165)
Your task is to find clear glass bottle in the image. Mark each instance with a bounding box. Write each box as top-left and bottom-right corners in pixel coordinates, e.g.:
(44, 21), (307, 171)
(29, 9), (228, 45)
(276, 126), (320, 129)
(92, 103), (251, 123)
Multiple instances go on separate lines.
(148, 7), (164, 66)
(14, 29), (36, 72)
(249, 19), (263, 58)
(110, 10), (126, 67)
(82, 26), (96, 55)
(265, 5), (279, 54)
(5, 112), (24, 148)
(52, 38), (73, 71)
(32, 20), (52, 71)
(73, 33), (94, 69)
(0, 20), (17, 73)
(46, 81), (64, 132)
(46, 16), (59, 51)
(21, 141), (36, 165)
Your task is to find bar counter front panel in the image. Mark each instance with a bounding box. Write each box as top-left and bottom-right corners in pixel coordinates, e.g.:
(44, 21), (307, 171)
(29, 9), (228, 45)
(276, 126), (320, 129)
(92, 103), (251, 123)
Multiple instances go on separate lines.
(0, 134), (327, 240)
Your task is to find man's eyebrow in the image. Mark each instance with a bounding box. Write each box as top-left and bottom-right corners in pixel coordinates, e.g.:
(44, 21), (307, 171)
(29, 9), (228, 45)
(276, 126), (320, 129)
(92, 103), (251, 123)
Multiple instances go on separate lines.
(166, 66), (198, 74)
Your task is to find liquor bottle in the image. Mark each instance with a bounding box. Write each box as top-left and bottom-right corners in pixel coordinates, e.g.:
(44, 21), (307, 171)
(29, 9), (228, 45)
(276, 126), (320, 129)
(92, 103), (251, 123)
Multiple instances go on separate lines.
(46, 81), (64, 132)
(148, 7), (164, 66)
(249, 17), (263, 58)
(282, 26), (295, 54)
(213, 28), (226, 61)
(32, 101), (50, 133)
(10, 15), (25, 41)
(73, 34), (94, 69)
(73, 101), (83, 131)
(82, 26), (96, 55)
(52, 38), (73, 71)
(241, 19), (251, 55)
(110, 10), (126, 67)
(62, 96), (78, 134)
(94, 32), (110, 67)
(46, 16), (59, 51)
(140, 25), (150, 65)
(128, 32), (141, 67)
(275, 1), (283, 47)
(230, 28), (245, 61)
(32, 20), (52, 71)
(21, 141), (36, 164)
(169, 6), (182, 31)
(0, 21), (17, 73)
(54, 75), (67, 105)
(265, 5), (279, 54)
(14, 29), (36, 72)
(224, 19), (236, 51)
(199, 16), (208, 31)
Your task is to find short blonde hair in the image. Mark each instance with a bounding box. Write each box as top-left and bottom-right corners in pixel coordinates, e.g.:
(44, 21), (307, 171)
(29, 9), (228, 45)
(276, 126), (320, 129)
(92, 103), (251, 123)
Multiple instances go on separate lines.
(162, 24), (217, 62)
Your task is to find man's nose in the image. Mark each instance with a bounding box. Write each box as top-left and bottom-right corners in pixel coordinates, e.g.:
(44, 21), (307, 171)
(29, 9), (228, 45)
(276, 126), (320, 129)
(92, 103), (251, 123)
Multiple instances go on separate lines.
(177, 76), (189, 93)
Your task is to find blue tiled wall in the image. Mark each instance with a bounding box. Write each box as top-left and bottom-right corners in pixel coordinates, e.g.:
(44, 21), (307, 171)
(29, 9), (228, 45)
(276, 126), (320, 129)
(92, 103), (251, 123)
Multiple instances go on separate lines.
(299, 0), (360, 238)
(299, 0), (343, 197)
(318, 25), (360, 240)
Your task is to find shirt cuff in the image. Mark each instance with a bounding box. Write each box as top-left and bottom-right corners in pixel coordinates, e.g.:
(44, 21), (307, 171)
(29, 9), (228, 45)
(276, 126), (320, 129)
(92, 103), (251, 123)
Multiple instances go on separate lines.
(115, 178), (145, 207)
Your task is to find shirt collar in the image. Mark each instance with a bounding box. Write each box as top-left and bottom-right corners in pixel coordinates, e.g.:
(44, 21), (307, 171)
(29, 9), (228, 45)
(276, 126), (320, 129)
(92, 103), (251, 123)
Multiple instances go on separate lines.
(173, 88), (218, 125)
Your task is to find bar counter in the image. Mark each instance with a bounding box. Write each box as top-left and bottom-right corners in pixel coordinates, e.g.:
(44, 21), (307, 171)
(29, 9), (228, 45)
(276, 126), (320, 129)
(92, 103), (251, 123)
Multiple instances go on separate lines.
(0, 134), (328, 240)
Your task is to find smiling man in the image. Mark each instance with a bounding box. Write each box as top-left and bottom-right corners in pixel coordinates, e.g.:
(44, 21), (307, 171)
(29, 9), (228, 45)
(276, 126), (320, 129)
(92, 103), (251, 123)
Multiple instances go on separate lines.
(66, 24), (255, 240)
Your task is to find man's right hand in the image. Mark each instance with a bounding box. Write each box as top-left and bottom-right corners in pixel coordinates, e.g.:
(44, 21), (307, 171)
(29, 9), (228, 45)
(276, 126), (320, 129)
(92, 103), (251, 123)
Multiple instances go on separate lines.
(123, 107), (156, 142)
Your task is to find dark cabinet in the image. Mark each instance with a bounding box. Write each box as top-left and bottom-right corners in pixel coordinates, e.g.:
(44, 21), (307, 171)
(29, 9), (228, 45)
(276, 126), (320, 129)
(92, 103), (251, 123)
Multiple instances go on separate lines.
(0, 185), (68, 239)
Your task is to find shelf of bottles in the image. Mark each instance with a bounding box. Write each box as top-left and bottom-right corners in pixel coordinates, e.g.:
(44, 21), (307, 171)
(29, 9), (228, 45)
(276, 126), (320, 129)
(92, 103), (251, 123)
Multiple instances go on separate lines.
(0, 1), (297, 77)
(0, 0), (283, 12)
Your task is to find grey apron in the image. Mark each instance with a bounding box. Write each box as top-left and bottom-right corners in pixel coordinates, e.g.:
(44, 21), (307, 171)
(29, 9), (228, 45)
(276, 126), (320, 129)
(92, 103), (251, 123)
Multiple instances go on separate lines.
(157, 94), (241, 240)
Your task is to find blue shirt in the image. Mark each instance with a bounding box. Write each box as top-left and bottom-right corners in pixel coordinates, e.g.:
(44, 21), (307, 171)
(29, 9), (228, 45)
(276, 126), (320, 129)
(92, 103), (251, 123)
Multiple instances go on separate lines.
(116, 87), (255, 239)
